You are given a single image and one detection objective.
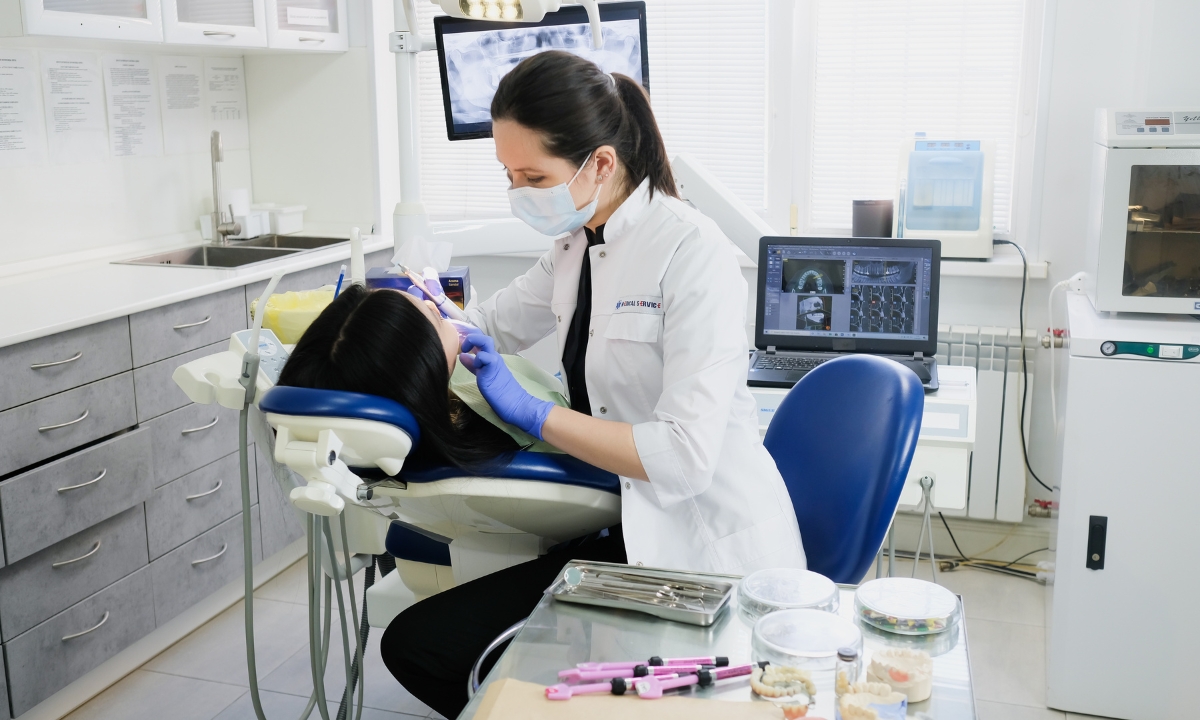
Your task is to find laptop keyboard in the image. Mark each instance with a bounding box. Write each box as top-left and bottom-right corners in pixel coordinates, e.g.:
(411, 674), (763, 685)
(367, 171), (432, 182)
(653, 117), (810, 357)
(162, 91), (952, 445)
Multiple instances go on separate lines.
(753, 355), (829, 371)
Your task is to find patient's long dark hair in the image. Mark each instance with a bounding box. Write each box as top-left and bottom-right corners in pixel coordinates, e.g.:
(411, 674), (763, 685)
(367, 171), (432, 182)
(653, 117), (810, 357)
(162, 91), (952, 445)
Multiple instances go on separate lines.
(277, 285), (518, 472)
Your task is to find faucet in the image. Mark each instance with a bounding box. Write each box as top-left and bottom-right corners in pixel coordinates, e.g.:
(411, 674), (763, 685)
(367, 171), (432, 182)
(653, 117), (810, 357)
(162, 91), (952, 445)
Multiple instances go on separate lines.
(210, 131), (241, 246)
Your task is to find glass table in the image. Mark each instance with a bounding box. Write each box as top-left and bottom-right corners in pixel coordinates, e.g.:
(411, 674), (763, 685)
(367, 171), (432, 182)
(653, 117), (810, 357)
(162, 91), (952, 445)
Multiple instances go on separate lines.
(461, 568), (976, 718)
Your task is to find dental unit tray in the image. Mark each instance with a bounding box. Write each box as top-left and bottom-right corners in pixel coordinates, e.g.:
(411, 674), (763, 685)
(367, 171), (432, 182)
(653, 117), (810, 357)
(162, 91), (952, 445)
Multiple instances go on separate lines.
(549, 561), (736, 626)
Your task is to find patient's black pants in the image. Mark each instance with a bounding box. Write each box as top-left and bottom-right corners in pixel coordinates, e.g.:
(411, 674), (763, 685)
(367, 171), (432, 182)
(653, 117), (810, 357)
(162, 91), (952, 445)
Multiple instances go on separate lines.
(380, 529), (627, 719)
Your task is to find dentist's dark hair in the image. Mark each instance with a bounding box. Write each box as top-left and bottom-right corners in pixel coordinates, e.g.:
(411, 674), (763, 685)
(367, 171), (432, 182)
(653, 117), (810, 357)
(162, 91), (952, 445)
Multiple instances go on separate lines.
(491, 50), (677, 200)
(277, 285), (518, 473)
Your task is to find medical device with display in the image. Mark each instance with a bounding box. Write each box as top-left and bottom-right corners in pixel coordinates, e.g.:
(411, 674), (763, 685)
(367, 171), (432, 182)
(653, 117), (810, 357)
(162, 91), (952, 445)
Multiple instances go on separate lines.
(1085, 108), (1200, 314)
(434, 1), (648, 140)
(893, 137), (995, 259)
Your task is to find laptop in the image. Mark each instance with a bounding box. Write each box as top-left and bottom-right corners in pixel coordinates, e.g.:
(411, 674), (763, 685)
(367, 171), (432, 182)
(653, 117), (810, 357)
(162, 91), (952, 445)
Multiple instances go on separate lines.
(747, 236), (942, 392)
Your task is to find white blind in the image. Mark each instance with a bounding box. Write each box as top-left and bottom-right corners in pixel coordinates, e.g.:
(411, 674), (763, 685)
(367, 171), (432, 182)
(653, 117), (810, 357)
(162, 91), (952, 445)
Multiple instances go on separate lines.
(808, 0), (1026, 232)
(414, 0), (768, 221)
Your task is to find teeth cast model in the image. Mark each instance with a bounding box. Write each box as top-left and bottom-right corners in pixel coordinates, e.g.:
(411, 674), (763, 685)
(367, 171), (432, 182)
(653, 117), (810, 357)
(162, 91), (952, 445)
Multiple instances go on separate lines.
(866, 648), (933, 702)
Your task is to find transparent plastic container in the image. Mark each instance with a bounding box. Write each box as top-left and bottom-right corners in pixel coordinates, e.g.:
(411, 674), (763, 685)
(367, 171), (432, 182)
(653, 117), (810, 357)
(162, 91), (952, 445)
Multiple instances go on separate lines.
(854, 577), (959, 635)
(738, 568), (839, 623)
(751, 609), (863, 671)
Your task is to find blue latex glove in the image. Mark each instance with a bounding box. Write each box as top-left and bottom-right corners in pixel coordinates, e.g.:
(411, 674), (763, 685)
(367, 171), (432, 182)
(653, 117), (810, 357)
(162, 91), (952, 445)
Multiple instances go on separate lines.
(459, 333), (554, 440)
(406, 281), (454, 318)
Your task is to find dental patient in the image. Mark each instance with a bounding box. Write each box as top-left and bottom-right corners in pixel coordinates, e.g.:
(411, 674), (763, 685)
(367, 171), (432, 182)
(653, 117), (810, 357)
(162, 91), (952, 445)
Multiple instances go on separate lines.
(276, 284), (568, 472)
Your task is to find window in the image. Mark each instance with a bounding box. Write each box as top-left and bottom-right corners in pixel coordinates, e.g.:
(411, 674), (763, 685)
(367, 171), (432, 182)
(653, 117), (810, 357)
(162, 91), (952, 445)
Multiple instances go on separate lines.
(806, 0), (1027, 233)
(412, 0), (769, 221)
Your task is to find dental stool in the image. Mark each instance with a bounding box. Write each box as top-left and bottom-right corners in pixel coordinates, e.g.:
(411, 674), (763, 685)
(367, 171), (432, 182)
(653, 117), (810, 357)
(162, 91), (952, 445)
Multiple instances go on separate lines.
(257, 386), (622, 629)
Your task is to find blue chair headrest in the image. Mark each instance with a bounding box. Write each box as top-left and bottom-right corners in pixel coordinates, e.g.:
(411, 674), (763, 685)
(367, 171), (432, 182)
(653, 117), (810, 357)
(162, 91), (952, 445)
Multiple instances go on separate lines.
(258, 386), (421, 448)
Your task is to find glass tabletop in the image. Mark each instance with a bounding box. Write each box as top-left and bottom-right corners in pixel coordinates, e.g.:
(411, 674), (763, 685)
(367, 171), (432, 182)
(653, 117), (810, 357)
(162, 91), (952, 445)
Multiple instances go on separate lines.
(460, 566), (975, 719)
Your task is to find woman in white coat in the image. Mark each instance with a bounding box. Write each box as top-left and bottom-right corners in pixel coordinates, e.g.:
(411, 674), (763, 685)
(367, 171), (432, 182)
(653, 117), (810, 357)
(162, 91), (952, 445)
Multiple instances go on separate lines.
(382, 51), (804, 718)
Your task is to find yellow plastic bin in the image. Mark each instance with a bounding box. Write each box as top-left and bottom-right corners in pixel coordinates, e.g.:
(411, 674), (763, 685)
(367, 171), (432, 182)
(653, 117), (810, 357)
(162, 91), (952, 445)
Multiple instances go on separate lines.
(250, 287), (335, 344)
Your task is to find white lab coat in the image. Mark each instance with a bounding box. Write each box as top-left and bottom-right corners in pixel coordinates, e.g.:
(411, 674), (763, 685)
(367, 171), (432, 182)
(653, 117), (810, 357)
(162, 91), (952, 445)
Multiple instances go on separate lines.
(467, 179), (806, 575)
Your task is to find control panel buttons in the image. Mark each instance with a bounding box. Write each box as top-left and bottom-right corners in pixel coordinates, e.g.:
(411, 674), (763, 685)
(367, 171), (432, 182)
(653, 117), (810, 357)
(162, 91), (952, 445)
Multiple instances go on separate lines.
(1160, 344), (1184, 359)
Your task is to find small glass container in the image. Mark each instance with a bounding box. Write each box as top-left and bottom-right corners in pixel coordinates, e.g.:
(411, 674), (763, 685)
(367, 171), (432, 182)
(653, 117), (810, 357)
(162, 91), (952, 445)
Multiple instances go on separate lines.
(738, 568), (839, 623)
(854, 577), (959, 635)
(752, 608), (863, 672)
(834, 646), (861, 698)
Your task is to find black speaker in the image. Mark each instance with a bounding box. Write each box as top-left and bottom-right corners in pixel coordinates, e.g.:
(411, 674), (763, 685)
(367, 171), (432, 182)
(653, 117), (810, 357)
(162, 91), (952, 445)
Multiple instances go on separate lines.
(852, 200), (894, 238)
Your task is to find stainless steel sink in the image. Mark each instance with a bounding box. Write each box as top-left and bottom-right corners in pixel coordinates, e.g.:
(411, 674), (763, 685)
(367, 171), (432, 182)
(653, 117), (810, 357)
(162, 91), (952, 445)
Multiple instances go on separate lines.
(231, 235), (347, 251)
(115, 245), (300, 269)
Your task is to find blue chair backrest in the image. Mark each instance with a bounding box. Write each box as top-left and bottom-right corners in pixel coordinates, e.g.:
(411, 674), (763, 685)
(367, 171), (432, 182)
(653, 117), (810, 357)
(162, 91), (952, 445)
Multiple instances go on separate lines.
(763, 354), (924, 583)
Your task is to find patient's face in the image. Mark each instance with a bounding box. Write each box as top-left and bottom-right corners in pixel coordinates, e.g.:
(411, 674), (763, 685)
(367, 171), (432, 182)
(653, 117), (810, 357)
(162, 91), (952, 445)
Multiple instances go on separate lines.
(398, 291), (460, 373)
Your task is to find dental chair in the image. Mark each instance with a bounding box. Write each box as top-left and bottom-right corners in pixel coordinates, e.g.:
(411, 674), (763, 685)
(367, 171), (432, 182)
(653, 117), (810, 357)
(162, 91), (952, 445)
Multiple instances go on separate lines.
(257, 385), (622, 629)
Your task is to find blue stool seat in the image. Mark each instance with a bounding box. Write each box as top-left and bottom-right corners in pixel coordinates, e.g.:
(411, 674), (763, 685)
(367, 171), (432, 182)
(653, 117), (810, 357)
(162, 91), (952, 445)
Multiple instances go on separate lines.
(259, 386), (422, 447)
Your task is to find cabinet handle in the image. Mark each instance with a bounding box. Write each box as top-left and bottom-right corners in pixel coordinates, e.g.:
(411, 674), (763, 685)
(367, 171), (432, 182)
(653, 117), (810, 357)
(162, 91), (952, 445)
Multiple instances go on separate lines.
(192, 543), (228, 566)
(38, 409), (89, 432)
(181, 417), (219, 435)
(173, 316), (211, 330)
(186, 479), (223, 501)
(203, 30), (237, 37)
(298, 36), (325, 43)
(30, 351), (83, 370)
(62, 611), (109, 641)
(52, 539), (102, 569)
(57, 468), (106, 494)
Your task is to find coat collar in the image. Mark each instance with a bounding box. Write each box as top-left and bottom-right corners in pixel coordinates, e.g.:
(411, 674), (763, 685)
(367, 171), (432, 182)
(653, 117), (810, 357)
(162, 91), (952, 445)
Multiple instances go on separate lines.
(598, 178), (653, 246)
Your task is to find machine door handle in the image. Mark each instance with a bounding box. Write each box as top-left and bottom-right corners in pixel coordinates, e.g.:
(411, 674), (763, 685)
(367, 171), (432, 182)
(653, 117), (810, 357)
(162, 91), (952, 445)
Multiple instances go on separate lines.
(186, 479), (223, 501)
(39, 409), (89, 432)
(52, 540), (102, 569)
(181, 417), (219, 435)
(192, 544), (228, 566)
(173, 316), (211, 330)
(203, 31), (236, 37)
(30, 351), (83, 369)
(58, 468), (106, 493)
(62, 612), (109, 641)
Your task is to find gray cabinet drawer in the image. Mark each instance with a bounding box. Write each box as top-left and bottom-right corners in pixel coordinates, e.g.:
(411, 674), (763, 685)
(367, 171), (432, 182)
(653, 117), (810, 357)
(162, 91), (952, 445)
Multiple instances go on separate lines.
(146, 403), (239, 487)
(256, 444), (305, 559)
(244, 249), (393, 325)
(5, 566), (154, 717)
(129, 288), (245, 367)
(0, 318), (132, 414)
(151, 508), (260, 626)
(0, 373), (136, 478)
(1, 428), (152, 563)
(0, 506), (148, 642)
(146, 449), (258, 560)
(132, 340), (228, 423)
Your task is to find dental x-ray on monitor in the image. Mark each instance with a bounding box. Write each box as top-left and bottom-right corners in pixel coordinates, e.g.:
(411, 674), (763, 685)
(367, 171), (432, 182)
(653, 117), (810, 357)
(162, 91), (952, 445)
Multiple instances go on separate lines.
(434, 1), (649, 140)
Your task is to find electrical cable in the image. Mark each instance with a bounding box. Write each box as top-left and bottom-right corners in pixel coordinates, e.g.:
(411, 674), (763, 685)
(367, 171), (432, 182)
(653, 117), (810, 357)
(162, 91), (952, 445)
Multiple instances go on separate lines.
(995, 547), (1051, 569)
(937, 512), (1047, 573)
(992, 239), (1057, 493)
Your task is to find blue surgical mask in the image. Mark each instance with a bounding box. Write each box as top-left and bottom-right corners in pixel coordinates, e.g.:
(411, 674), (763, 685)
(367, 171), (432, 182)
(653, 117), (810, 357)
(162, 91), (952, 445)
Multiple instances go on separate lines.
(508, 153), (602, 236)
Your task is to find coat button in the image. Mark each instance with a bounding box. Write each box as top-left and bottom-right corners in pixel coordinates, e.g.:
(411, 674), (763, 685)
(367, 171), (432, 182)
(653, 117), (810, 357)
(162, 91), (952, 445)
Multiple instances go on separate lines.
(599, 407), (607, 414)
(589, 329), (594, 337)
(599, 251), (606, 258)
(636, 561), (644, 566)
(564, 243), (570, 250)
(625, 482), (631, 490)
(557, 315), (561, 322)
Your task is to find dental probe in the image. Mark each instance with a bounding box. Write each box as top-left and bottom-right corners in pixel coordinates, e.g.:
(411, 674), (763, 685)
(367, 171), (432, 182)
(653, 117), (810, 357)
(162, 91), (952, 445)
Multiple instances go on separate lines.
(393, 262), (472, 323)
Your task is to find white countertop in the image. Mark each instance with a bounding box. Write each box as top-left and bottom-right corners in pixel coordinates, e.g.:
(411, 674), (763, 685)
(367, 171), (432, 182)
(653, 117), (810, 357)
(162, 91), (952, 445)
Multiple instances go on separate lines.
(0, 235), (393, 350)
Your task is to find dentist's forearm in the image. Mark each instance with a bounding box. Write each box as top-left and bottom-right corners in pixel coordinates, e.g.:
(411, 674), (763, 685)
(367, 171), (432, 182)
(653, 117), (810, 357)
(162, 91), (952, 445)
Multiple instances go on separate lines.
(540, 406), (649, 481)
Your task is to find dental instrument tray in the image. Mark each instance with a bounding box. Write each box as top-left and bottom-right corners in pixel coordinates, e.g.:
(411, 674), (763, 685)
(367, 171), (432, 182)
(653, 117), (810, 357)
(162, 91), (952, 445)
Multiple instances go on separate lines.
(549, 561), (735, 626)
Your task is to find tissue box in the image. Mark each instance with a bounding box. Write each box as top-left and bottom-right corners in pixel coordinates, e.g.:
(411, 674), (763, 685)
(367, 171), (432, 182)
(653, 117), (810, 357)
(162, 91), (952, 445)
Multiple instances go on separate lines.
(367, 266), (471, 309)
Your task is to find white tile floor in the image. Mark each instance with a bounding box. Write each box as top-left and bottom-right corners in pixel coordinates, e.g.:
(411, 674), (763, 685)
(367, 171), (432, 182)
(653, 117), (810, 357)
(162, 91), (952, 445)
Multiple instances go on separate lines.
(62, 556), (1109, 720)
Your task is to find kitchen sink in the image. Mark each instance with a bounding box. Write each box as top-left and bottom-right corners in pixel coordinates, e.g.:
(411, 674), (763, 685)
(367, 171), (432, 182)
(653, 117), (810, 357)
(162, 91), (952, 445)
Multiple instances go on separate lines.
(115, 245), (299, 269)
(231, 235), (346, 251)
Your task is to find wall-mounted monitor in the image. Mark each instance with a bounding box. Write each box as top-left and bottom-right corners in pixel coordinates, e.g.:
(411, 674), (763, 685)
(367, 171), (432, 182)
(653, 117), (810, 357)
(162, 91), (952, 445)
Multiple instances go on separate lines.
(434, 1), (649, 141)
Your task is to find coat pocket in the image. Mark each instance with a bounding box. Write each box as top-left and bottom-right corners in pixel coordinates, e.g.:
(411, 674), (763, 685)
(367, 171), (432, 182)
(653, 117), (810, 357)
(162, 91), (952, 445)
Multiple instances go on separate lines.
(604, 313), (662, 343)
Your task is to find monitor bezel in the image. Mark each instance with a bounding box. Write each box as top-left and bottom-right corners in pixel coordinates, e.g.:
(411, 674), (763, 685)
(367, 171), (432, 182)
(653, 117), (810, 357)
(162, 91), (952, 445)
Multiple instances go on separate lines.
(754, 236), (942, 355)
(433, 1), (650, 141)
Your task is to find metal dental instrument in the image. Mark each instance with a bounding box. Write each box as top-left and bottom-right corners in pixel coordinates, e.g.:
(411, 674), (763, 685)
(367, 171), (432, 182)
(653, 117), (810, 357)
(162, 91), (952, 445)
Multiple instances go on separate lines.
(394, 263), (472, 323)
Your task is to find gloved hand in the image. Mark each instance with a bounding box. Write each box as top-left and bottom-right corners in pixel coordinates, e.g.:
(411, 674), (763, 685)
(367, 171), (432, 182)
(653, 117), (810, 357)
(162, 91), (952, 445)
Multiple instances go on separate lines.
(407, 279), (453, 319)
(459, 333), (554, 440)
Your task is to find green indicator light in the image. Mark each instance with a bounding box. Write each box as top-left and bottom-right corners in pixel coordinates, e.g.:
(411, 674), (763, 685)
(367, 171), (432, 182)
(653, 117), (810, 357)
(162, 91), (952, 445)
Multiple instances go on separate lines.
(1147, 345), (1155, 354)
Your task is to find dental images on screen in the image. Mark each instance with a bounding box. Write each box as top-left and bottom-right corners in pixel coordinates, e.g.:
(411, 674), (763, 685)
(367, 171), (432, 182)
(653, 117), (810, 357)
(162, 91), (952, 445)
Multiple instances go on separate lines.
(849, 261), (917, 335)
(782, 259), (843, 332)
(444, 20), (644, 127)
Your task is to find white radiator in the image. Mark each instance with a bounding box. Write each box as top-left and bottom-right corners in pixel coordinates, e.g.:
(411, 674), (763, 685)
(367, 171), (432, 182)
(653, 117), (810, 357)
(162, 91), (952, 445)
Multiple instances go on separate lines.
(935, 325), (1037, 523)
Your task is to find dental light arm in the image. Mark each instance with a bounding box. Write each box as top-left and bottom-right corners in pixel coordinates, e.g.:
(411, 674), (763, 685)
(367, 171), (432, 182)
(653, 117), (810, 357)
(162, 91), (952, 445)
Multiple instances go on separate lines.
(672, 153), (778, 266)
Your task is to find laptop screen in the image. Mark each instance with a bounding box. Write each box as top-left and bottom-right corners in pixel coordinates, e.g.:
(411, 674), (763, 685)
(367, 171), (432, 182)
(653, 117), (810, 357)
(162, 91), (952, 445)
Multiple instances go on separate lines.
(756, 238), (940, 354)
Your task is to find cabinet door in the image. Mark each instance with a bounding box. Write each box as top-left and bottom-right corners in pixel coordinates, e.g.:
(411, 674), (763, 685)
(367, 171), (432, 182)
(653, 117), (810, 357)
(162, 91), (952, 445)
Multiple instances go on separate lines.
(163, 0), (268, 48)
(22, 0), (164, 41)
(264, 0), (346, 52)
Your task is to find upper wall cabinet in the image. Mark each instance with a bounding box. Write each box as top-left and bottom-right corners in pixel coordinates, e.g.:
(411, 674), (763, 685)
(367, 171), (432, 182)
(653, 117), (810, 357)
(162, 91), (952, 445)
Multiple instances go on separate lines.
(22, 0), (164, 42)
(163, 0), (267, 48)
(264, 0), (345, 52)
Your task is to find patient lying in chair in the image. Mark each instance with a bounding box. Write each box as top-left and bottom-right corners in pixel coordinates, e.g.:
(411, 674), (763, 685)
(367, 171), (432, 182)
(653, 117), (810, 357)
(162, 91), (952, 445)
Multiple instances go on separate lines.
(277, 284), (568, 472)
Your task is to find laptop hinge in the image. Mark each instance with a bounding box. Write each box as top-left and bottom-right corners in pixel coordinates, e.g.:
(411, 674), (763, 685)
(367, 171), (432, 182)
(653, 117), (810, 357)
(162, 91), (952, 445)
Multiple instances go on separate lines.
(913, 351), (924, 362)
(766, 346), (777, 355)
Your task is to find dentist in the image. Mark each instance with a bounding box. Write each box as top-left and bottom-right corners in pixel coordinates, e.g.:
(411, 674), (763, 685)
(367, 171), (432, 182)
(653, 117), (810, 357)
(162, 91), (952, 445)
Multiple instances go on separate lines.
(383, 51), (804, 717)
